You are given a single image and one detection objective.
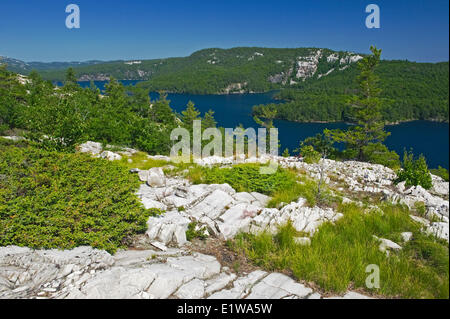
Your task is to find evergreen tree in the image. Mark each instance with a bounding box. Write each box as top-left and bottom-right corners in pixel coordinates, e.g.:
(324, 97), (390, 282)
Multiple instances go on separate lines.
(326, 46), (390, 160)
(64, 67), (78, 88)
(104, 77), (127, 107)
(181, 101), (201, 130)
(203, 109), (217, 129)
(150, 97), (177, 126)
(253, 106), (277, 129)
(0, 65), (26, 132)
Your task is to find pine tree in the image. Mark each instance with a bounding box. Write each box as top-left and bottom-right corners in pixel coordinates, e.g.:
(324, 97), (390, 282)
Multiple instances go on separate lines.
(253, 106), (277, 129)
(64, 67), (78, 88)
(150, 96), (176, 125)
(104, 77), (127, 106)
(0, 65), (26, 132)
(326, 46), (390, 161)
(202, 109), (217, 129)
(181, 101), (201, 130)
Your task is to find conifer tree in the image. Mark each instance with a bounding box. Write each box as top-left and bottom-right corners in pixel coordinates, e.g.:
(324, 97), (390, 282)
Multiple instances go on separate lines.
(203, 109), (217, 129)
(181, 101), (201, 130)
(325, 46), (389, 161)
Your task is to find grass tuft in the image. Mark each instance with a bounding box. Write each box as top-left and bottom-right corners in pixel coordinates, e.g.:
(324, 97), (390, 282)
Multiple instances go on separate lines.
(232, 203), (449, 299)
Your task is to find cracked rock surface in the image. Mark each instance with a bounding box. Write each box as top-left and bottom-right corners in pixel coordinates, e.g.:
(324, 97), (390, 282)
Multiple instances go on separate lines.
(3, 145), (448, 299)
(0, 246), (372, 299)
(138, 174), (343, 246)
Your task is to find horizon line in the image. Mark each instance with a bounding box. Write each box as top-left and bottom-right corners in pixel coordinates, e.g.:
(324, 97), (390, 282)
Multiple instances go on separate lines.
(2, 46), (449, 64)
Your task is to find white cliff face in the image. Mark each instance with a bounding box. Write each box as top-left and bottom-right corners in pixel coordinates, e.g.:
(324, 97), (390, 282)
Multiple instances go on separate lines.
(295, 49), (322, 80)
(340, 54), (363, 64)
(327, 53), (339, 63)
(222, 82), (248, 94)
(290, 50), (364, 82)
(265, 50), (364, 86)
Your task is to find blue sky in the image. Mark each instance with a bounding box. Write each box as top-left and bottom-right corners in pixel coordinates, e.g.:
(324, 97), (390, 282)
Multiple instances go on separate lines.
(0, 0), (448, 62)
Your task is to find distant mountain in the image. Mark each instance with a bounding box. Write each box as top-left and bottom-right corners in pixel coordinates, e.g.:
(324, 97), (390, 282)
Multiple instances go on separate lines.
(0, 56), (106, 74)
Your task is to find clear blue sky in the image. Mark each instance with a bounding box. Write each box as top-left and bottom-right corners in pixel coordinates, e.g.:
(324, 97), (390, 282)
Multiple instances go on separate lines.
(0, 0), (448, 62)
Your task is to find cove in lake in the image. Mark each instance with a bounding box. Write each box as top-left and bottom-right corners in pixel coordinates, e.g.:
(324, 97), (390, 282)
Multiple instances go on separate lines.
(78, 81), (449, 169)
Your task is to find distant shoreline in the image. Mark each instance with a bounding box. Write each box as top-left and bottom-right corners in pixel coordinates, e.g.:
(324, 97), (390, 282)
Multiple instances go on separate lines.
(274, 118), (450, 126)
(73, 80), (449, 126)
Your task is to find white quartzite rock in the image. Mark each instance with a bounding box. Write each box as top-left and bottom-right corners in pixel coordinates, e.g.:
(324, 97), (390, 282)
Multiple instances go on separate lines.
(401, 232), (413, 242)
(373, 236), (402, 255)
(146, 211), (190, 246)
(78, 141), (103, 155)
(0, 246), (376, 300)
(147, 167), (166, 187)
(99, 151), (122, 161)
(246, 273), (312, 299)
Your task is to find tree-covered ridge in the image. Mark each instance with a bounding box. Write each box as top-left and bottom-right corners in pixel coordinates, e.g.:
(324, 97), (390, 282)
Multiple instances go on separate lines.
(253, 60), (449, 123)
(3, 47), (448, 124)
(4, 47), (365, 93)
(0, 56), (106, 73)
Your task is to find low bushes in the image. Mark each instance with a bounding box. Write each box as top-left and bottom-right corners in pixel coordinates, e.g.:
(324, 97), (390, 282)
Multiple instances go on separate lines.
(185, 163), (339, 208)
(430, 166), (449, 182)
(186, 164), (298, 195)
(396, 151), (433, 189)
(0, 139), (161, 253)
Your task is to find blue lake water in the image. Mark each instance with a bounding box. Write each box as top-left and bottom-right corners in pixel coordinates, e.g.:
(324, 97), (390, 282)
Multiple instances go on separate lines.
(79, 81), (449, 168)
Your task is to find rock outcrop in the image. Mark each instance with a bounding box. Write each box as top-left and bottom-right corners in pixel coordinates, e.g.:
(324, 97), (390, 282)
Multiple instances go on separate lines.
(2, 142), (448, 299)
(0, 246), (371, 299)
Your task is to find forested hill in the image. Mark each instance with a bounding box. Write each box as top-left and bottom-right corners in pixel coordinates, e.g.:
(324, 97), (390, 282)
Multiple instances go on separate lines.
(0, 56), (105, 74)
(2, 47), (367, 92)
(2, 47), (448, 122)
(253, 60), (449, 123)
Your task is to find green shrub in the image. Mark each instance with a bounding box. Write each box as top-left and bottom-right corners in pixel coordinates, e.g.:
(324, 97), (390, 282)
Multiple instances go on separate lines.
(299, 145), (321, 164)
(187, 164), (298, 195)
(396, 151), (433, 189)
(363, 143), (400, 169)
(186, 222), (207, 241)
(0, 140), (160, 253)
(430, 166), (449, 182)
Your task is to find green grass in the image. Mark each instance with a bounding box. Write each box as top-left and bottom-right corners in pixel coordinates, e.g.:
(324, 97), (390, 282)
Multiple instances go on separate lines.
(430, 166), (449, 182)
(183, 164), (340, 208)
(0, 139), (162, 253)
(231, 203), (449, 299)
(119, 151), (169, 170)
(267, 175), (341, 208)
(185, 221), (208, 241)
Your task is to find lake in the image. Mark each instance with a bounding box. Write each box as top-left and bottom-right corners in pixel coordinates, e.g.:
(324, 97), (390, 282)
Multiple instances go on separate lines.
(79, 81), (449, 169)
